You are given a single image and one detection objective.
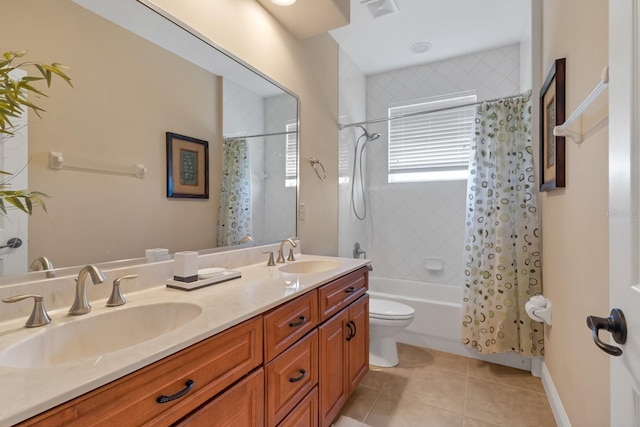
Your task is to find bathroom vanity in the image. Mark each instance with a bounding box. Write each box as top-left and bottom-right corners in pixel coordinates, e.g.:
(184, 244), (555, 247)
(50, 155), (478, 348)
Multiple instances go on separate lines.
(0, 252), (369, 427)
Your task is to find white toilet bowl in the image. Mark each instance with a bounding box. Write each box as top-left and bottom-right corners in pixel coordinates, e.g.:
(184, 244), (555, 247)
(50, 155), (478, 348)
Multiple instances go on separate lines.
(369, 298), (415, 367)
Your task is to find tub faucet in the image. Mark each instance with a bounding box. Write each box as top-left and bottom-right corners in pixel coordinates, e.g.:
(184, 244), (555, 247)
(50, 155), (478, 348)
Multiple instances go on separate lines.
(353, 242), (366, 259)
(277, 238), (297, 263)
(29, 256), (55, 278)
(68, 265), (107, 315)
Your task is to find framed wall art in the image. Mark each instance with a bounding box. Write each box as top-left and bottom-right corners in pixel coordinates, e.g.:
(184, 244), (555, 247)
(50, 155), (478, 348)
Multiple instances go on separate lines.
(539, 57), (566, 191)
(166, 132), (209, 199)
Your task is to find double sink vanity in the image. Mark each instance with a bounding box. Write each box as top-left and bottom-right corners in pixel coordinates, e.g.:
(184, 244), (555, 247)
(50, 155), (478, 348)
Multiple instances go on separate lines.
(0, 243), (370, 426)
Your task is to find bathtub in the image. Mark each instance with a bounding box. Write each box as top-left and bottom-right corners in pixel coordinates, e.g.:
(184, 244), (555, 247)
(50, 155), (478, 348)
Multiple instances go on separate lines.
(368, 276), (532, 371)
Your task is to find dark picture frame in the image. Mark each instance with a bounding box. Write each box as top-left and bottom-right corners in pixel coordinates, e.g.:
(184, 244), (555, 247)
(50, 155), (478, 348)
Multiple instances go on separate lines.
(166, 132), (209, 199)
(539, 58), (566, 191)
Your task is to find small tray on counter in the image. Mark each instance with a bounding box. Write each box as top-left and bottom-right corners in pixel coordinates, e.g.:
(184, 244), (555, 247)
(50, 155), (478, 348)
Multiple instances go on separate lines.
(166, 270), (242, 291)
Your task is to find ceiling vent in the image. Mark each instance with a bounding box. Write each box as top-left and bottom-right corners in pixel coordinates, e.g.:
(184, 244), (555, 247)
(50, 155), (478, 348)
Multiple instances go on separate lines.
(361, 0), (399, 18)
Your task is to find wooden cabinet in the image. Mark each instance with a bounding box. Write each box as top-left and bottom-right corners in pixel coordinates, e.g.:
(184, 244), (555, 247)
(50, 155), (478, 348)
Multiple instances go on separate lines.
(17, 316), (263, 427)
(347, 295), (369, 392)
(15, 265), (368, 427)
(318, 293), (369, 427)
(174, 368), (264, 427)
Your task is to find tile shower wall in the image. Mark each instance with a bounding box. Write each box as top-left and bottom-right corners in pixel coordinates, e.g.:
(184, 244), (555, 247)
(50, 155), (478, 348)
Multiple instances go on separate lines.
(223, 81), (296, 242)
(358, 44), (520, 285)
(338, 48), (368, 259)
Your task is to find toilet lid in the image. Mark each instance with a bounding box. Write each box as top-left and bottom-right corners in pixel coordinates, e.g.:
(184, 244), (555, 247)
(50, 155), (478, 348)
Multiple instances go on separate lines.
(369, 298), (415, 320)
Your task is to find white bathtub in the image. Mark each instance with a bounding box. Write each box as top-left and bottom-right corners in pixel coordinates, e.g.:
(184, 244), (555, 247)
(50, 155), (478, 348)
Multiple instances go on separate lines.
(368, 276), (532, 371)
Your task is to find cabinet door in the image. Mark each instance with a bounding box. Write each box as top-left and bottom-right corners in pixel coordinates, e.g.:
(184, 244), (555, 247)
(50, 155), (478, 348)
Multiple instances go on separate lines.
(318, 310), (349, 427)
(175, 368), (264, 427)
(347, 295), (369, 392)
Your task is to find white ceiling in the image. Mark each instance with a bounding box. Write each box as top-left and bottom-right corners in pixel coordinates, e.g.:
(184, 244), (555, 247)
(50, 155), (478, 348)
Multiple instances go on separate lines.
(329, 0), (531, 75)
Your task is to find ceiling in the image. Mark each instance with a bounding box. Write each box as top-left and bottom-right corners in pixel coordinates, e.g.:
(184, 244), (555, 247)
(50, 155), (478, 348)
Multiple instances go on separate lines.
(256, 0), (350, 39)
(329, 0), (531, 75)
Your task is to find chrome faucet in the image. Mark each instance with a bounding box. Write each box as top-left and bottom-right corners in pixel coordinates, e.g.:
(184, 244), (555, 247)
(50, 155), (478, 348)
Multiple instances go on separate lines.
(68, 265), (107, 315)
(239, 234), (256, 246)
(277, 238), (297, 263)
(29, 256), (56, 278)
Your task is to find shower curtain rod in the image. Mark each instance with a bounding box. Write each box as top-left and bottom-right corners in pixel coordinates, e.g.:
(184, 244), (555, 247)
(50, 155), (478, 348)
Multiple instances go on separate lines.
(224, 130), (296, 140)
(338, 91), (531, 130)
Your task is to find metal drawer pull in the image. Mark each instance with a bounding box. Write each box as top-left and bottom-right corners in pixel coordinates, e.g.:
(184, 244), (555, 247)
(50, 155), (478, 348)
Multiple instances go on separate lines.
(346, 321), (354, 341)
(344, 286), (356, 293)
(289, 369), (307, 383)
(289, 316), (307, 327)
(156, 379), (195, 403)
(350, 320), (357, 338)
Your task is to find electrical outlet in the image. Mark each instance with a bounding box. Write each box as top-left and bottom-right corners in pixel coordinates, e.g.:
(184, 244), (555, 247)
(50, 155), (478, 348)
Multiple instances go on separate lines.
(299, 203), (305, 220)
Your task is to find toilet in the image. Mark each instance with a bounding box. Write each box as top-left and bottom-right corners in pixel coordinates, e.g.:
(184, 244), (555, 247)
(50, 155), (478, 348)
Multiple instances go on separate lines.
(369, 298), (415, 367)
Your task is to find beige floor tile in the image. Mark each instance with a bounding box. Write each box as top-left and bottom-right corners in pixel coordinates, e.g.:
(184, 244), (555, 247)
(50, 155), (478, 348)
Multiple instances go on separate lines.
(365, 392), (463, 427)
(333, 415), (373, 427)
(339, 385), (381, 422)
(465, 377), (556, 427)
(360, 367), (391, 390)
(467, 359), (545, 393)
(463, 416), (501, 427)
(391, 343), (470, 377)
(380, 369), (467, 414)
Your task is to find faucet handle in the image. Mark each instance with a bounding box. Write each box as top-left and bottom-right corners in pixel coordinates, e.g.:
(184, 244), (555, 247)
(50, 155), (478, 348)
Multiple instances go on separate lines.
(107, 274), (138, 307)
(263, 251), (276, 266)
(287, 248), (296, 262)
(2, 294), (51, 327)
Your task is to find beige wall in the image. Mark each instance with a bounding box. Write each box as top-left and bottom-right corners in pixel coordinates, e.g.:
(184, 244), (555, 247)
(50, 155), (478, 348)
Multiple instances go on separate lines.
(4, 0), (222, 267)
(147, 0), (340, 256)
(541, 0), (610, 425)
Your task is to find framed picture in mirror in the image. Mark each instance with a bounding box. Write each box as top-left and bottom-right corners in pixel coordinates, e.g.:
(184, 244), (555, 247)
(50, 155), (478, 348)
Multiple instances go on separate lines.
(166, 132), (209, 199)
(539, 57), (566, 192)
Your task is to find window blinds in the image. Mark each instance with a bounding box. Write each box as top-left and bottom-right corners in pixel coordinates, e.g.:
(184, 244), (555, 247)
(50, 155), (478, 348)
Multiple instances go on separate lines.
(388, 92), (476, 182)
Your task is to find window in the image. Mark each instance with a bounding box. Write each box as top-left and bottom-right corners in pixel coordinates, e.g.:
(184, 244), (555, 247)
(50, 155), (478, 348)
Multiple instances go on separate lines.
(388, 91), (476, 183)
(285, 122), (297, 187)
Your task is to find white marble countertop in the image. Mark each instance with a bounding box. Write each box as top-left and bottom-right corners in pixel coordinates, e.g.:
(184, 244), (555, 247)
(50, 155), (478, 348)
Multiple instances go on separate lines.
(0, 254), (369, 426)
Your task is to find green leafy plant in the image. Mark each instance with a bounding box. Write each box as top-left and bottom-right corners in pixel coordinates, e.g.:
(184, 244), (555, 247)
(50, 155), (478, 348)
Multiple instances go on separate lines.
(0, 50), (72, 215)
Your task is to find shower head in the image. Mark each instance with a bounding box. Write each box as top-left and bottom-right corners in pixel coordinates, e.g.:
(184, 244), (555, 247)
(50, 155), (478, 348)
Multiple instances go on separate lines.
(357, 125), (381, 142)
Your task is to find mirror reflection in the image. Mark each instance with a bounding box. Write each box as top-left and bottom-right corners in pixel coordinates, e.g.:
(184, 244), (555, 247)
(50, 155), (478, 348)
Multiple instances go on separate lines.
(1, 0), (298, 281)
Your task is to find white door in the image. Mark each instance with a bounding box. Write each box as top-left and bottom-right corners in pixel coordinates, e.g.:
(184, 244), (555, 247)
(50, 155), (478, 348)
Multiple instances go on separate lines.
(0, 69), (29, 276)
(609, 0), (640, 425)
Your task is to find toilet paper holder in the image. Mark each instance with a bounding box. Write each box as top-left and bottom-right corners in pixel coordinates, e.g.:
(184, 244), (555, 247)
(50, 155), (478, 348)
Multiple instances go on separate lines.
(525, 295), (552, 325)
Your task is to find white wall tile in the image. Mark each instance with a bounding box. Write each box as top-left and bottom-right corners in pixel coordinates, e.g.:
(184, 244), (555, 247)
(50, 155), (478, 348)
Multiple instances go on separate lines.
(354, 44), (521, 286)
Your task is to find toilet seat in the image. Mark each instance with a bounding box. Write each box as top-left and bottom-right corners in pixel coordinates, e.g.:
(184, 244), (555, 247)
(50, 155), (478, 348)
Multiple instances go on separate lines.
(369, 298), (415, 320)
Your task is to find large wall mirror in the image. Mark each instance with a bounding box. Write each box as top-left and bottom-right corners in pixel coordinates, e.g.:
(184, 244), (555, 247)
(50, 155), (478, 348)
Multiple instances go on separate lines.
(0, 0), (298, 283)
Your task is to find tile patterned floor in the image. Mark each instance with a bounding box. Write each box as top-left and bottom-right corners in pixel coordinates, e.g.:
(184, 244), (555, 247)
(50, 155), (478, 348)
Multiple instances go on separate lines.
(338, 343), (557, 427)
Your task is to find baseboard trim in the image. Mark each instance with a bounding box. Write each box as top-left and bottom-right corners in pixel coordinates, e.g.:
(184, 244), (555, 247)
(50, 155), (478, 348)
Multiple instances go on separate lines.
(541, 361), (572, 427)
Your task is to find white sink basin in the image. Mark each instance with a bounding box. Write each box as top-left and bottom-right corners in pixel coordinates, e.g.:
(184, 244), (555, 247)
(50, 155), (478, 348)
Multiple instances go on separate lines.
(0, 302), (202, 368)
(279, 260), (342, 274)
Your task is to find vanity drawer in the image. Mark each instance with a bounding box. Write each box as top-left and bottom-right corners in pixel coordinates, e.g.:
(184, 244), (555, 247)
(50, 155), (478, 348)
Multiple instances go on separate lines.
(318, 267), (368, 322)
(17, 316), (263, 427)
(277, 386), (318, 427)
(266, 330), (318, 427)
(264, 290), (318, 361)
(175, 368), (265, 427)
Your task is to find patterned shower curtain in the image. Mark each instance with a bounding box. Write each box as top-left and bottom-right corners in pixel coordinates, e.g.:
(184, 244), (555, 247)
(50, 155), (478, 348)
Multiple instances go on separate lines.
(217, 138), (252, 247)
(461, 93), (544, 357)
